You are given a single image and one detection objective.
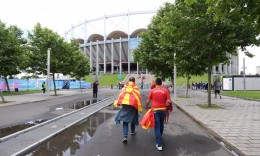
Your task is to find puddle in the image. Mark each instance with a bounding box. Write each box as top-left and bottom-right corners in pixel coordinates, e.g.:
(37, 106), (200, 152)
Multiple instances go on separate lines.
(0, 100), (100, 139)
(68, 99), (98, 109)
(24, 106), (115, 156)
(54, 99), (99, 111)
(0, 119), (48, 138)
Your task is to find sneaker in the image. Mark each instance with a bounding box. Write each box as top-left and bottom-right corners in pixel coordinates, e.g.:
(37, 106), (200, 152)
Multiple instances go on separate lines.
(131, 132), (136, 135)
(122, 137), (127, 143)
(220, 96), (222, 99)
(156, 144), (162, 151)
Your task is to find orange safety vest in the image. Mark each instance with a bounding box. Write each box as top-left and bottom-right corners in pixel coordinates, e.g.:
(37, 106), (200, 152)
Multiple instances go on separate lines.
(113, 82), (143, 112)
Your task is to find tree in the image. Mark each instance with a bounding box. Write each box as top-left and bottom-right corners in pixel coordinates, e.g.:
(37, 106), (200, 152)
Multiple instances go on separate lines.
(179, 0), (259, 106)
(0, 21), (26, 93)
(135, 0), (259, 107)
(133, 3), (175, 79)
(27, 23), (83, 96)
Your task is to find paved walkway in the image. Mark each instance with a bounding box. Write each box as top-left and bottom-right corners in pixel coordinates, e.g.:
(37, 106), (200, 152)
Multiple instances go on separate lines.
(1, 88), (260, 155)
(174, 88), (260, 156)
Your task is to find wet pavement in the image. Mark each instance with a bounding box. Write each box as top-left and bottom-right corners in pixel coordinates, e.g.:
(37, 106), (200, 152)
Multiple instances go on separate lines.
(174, 87), (260, 156)
(0, 87), (259, 155)
(0, 95), (117, 156)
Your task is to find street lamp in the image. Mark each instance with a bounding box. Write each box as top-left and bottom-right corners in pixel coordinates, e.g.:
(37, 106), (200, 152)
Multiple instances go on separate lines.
(243, 58), (246, 91)
(173, 52), (177, 100)
(47, 48), (51, 97)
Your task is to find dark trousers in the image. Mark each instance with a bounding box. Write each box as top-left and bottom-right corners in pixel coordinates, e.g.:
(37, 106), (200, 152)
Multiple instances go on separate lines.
(93, 91), (97, 98)
(154, 110), (166, 147)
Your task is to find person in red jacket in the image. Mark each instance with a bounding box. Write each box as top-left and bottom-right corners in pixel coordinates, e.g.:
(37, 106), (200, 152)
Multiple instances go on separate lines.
(145, 78), (172, 151)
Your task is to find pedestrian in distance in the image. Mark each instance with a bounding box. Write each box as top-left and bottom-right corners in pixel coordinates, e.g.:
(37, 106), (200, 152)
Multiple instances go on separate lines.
(92, 80), (99, 99)
(114, 77), (143, 143)
(214, 81), (222, 99)
(145, 78), (172, 151)
(42, 82), (46, 93)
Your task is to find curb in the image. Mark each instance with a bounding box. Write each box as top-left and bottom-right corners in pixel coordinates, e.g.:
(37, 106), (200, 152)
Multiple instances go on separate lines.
(0, 91), (88, 108)
(0, 95), (115, 143)
(174, 101), (244, 156)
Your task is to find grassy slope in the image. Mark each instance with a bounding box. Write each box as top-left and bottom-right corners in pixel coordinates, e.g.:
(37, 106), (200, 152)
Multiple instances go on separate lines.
(84, 74), (127, 87)
(222, 91), (260, 99)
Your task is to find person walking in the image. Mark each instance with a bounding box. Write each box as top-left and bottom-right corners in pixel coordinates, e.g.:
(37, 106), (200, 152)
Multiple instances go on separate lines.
(214, 81), (222, 99)
(145, 78), (172, 151)
(92, 80), (99, 98)
(114, 77), (143, 143)
(42, 82), (46, 93)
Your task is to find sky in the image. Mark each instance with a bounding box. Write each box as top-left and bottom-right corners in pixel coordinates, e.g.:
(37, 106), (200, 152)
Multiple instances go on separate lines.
(0, 0), (259, 74)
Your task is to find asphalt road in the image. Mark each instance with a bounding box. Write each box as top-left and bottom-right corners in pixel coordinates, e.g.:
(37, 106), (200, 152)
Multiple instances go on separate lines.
(0, 90), (118, 129)
(75, 90), (233, 156)
(0, 89), (233, 156)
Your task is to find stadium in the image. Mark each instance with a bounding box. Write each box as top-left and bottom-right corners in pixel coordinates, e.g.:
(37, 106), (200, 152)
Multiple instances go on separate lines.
(64, 10), (239, 76)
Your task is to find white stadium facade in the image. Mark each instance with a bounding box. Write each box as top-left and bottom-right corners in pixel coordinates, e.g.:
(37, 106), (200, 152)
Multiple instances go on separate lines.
(64, 10), (239, 75)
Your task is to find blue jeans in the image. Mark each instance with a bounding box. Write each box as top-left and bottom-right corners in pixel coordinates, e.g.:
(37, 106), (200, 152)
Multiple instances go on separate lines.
(154, 110), (166, 147)
(123, 122), (135, 137)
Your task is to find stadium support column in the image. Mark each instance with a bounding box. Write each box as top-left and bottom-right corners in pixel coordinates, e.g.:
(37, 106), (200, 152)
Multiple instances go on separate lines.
(90, 41), (93, 71)
(136, 35), (139, 74)
(127, 10), (130, 74)
(104, 14), (107, 74)
(111, 38), (114, 74)
(223, 64), (227, 74)
(84, 20), (87, 57)
(212, 66), (216, 74)
(218, 63), (222, 74)
(96, 40), (99, 77)
(120, 37), (122, 74)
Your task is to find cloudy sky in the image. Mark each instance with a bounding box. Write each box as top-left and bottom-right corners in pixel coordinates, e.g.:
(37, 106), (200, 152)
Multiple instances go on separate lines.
(0, 0), (259, 74)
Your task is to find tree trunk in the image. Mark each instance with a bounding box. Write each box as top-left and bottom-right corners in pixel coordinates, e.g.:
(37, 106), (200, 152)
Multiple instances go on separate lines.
(52, 73), (57, 96)
(207, 65), (212, 107)
(4, 76), (10, 94)
(185, 73), (190, 98)
(0, 90), (6, 103)
(80, 80), (82, 92)
(171, 75), (174, 93)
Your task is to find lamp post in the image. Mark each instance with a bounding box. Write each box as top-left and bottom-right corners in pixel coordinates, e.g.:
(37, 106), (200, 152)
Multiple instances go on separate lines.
(243, 58), (246, 91)
(47, 48), (51, 97)
(173, 52), (177, 100)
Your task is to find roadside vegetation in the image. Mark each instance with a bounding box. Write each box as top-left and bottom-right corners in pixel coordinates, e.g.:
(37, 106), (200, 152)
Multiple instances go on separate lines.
(222, 91), (260, 100)
(1, 90), (42, 96)
(197, 104), (224, 109)
(84, 74), (127, 87)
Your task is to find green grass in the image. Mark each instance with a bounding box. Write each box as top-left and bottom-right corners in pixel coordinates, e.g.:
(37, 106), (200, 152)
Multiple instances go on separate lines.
(197, 104), (224, 109)
(177, 74), (210, 86)
(1, 90), (42, 96)
(222, 91), (260, 100)
(84, 74), (127, 87)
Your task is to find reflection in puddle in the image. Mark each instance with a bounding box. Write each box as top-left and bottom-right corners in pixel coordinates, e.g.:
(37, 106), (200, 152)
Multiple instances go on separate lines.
(68, 99), (98, 109)
(54, 100), (100, 111)
(25, 106), (115, 156)
(0, 119), (48, 138)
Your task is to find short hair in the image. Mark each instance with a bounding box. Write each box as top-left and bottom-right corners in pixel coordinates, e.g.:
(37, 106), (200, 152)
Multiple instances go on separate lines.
(129, 77), (135, 83)
(155, 78), (162, 85)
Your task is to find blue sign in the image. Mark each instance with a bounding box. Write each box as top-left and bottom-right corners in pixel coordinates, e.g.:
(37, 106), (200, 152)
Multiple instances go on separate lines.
(118, 74), (123, 80)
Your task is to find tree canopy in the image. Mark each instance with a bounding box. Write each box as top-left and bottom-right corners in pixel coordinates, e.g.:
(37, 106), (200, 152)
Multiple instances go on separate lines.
(133, 0), (259, 106)
(0, 21), (27, 93)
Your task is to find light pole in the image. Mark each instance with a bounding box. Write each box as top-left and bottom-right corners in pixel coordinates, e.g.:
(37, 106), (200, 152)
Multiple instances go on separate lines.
(173, 52), (177, 100)
(243, 58), (246, 91)
(47, 48), (51, 97)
